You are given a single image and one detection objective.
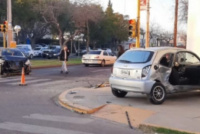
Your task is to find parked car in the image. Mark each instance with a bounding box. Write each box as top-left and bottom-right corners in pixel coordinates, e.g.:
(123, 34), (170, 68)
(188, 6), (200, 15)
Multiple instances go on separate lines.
(45, 48), (61, 59)
(33, 47), (47, 57)
(82, 50), (117, 67)
(0, 48), (31, 76)
(42, 46), (60, 58)
(109, 47), (200, 104)
(17, 44), (34, 59)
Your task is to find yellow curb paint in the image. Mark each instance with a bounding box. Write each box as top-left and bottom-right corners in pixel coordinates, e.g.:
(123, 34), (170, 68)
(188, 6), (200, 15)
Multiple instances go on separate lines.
(58, 89), (107, 114)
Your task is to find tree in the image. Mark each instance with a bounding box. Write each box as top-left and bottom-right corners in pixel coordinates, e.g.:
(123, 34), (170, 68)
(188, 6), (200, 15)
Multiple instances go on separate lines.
(36, 0), (77, 47)
(179, 0), (188, 23)
(13, 0), (50, 45)
(72, 0), (103, 51)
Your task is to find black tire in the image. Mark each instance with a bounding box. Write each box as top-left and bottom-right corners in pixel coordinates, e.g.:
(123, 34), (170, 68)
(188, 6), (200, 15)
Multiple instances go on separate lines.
(112, 88), (127, 98)
(101, 60), (105, 67)
(85, 64), (89, 67)
(149, 83), (166, 105)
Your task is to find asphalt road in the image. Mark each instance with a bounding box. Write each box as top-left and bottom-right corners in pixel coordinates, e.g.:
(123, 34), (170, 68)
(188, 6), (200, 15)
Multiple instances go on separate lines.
(0, 65), (142, 134)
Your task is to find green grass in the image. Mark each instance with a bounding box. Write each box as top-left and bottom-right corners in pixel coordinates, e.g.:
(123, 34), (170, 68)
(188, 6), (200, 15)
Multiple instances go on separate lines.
(139, 125), (193, 134)
(31, 58), (82, 68)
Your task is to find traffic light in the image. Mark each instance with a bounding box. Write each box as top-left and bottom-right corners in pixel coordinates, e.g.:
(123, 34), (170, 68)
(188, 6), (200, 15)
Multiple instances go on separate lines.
(129, 19), (137, 38)
(0, 24), (5, 32)
(0, 21), (8, 33)
(4, 21), (8, 32)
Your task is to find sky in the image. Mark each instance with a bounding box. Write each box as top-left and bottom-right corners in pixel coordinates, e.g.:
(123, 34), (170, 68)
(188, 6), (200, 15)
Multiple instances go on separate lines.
(96, 0), (176, 32)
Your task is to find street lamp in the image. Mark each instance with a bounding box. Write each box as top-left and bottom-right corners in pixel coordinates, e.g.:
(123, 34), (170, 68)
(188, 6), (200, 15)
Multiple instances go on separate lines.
(14, 25), (21, 44)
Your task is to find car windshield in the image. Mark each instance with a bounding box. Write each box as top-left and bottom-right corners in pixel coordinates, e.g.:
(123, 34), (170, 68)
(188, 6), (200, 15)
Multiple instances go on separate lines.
(118, 50), (154, 63)
(34, 48), (41, 50)
(88, 51), (101, 55)
(2, 49), (19, 56)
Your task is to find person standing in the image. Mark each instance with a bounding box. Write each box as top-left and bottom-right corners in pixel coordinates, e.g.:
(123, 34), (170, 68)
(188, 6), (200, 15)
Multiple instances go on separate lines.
(60, 45), (70, 74)
(117, 45), (125, 58)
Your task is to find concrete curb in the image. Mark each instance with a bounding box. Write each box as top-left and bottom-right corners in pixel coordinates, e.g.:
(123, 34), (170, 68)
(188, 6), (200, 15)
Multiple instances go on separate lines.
(58, 89), (107, 114)
(32, 64), (82, 69)
(139, 123), (198, 134)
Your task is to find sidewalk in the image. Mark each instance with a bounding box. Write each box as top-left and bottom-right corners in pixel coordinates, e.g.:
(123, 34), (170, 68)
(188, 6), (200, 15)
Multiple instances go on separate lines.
(59, 87), (200, 134)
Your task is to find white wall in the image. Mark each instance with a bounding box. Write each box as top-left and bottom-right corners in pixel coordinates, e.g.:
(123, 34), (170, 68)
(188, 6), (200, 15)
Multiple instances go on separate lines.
(187, 0), (200, 56)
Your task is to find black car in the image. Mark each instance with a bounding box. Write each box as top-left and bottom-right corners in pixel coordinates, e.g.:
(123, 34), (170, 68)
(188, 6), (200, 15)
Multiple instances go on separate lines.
(0, 48), (31, 76)
(43, 48), (61, 59)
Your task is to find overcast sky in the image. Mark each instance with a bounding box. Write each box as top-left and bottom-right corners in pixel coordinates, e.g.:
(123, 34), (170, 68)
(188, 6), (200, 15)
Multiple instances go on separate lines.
(96, 0), (175, 32)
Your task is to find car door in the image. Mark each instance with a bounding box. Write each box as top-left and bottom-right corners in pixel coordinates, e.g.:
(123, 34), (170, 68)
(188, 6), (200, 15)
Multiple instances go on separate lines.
(103, 51), (109, 65)
(108, 52), (117, 64)
(157, 53), (174, 86)
(174, 51), (200, 91)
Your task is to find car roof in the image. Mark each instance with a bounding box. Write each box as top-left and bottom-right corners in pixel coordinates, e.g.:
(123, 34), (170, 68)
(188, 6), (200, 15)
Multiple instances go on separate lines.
(130, 47), (185, 52)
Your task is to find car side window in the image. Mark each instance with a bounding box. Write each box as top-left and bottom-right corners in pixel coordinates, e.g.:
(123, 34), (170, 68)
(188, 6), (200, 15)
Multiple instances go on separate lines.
(103, 51), (108, 56)
(108, 52), (114, 56)
(159, 53), (174, 67)
(14, 50), (23, 57)
(176, 52), (200, 64)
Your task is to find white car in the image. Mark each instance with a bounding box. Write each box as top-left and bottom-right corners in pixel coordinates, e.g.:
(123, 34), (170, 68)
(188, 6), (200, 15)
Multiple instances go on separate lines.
(82, 50), (117, 67)
(33, 47), (47, 57)
(17, 44), (34, 59)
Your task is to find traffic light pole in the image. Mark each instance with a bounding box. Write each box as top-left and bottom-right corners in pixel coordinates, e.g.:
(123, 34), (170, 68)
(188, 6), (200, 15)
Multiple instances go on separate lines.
(136, 0), (140, 48)
(3, 33), (6, 48)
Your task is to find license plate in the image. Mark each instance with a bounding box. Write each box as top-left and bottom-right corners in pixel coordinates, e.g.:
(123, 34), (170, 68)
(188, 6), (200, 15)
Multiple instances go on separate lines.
(121, 70), (130, 76)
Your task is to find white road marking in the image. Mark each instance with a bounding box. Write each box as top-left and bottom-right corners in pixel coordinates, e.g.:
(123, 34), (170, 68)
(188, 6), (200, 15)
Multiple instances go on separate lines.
(23, 114), (93, 124)
(31, 80), (70, 87)
(0, 122), (93, 134)
(0, 77), (35, 83)
(91, 69), (110, 73)
(8, 79), (50, 85)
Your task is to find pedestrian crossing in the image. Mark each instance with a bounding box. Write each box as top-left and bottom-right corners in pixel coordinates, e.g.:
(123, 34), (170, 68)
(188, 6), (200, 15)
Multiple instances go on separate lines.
(0, 113), (93, 134)
(0, 76), (67, 87)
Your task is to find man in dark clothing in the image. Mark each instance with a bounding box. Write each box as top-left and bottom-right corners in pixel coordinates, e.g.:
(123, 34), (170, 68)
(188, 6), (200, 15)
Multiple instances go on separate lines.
(60, 45), (70, 74)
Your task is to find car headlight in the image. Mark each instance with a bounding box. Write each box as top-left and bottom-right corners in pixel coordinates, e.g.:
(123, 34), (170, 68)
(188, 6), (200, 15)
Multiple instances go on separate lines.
(25, 60), (31, 65)
(142, 65), (151, 79)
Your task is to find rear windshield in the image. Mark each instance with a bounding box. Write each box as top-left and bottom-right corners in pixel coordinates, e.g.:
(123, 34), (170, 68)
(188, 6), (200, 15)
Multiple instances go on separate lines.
(88, 51), (101, 55)
(118, 50), (154, 63)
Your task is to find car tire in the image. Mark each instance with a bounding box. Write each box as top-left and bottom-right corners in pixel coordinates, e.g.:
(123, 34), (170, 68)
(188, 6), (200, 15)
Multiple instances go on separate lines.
(149, 83), (166, 105)
(112, 88), (127, 98)
(101, 60), (105, 67)
(85, 64), (89, 67)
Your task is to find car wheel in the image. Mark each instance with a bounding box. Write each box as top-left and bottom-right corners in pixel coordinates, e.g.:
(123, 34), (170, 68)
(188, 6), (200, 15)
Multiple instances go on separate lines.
(149, 83), (166, 105)
(101, 60), (105, 67)
(30, 54), (33, 59)
(85, 64), (89, 67)
(112, 88), (127, 98)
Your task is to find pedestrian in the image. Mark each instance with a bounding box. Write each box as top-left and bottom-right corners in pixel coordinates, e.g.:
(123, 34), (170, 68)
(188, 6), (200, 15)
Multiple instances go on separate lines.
(60, 45), (70, 74)
(117, 45), (125, 58)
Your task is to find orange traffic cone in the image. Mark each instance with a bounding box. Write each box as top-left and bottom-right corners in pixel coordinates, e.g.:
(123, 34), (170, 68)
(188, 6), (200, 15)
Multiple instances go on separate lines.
(19, 67), (27, 86)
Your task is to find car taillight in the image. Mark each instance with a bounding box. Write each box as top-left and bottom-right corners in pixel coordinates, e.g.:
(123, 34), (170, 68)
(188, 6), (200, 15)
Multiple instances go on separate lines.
(142, 65), (151, 78)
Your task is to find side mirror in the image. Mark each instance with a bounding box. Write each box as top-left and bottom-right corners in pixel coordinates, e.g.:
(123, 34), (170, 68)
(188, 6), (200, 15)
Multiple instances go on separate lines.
(154, 65), (159, 70)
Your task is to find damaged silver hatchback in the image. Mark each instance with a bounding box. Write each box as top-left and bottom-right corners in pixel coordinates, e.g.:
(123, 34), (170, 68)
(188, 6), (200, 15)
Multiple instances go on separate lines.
(109, 47), (200, 104)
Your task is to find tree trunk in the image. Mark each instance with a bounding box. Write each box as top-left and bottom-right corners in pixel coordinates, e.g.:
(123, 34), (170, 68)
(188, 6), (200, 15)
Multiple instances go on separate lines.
(86, 21), (90, 52)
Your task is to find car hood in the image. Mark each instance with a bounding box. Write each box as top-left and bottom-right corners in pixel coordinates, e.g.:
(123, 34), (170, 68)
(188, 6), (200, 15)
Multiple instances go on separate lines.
(3, 56), (28, 62)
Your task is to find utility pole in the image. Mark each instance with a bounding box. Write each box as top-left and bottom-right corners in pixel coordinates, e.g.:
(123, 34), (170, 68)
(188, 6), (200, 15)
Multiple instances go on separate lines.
(146, 0), (150, 48)
(7, 0), (13, 48)
(136, 0), (141, 48)
(174, 0), (178, 47)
